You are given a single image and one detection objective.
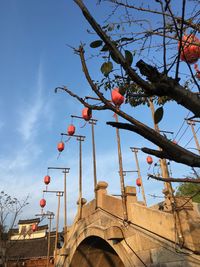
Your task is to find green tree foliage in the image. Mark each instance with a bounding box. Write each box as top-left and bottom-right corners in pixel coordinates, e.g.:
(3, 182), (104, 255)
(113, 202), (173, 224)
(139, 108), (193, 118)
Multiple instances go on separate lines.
(176, 183), (200, 203)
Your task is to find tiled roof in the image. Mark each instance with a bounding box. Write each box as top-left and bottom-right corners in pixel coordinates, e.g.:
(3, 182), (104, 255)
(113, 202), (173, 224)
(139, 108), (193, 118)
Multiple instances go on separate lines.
(7, 232), (57, 260)
(18, 218), (40, 225)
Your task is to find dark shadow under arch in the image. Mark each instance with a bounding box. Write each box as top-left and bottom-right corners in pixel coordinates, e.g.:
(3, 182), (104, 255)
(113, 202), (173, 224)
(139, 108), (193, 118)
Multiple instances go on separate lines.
(70, 236), (125, 267)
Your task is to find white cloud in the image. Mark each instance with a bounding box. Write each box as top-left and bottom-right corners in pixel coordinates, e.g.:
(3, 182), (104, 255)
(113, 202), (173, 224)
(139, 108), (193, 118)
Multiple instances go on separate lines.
(17, 61), (45, 142)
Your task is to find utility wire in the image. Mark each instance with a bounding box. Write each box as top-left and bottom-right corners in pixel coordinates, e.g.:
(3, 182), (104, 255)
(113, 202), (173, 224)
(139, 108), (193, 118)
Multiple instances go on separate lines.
(184, 126), (200, 148)
(174, 111), (190, 140)
(177, 124), (189, 143)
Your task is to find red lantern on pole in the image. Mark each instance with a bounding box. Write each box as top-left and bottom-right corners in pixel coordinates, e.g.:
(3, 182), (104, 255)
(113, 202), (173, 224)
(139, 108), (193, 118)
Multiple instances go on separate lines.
(82, 107), (92, 121)
(111, 88), (124, 106)
(67, 124), (75, 136)
(32, 224), (38, 232)
(146, 156), (153, 165)
(44, 175), (50, 185)
(136, 178), (142, 187)
(40, 198), (46, 208)
(57, 141), (65, 152)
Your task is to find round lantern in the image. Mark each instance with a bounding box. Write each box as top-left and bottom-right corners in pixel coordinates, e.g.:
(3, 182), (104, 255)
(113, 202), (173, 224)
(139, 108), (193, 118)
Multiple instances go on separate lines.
(57, 141), (65, 152)
(179, 34), (200, 64)
(67, 124), (75, 136)
(111, 88), (124, 106)
(82, 107), (92, 121)
(136, 178), (142, 187)
(44, 175), (50, 185)
(32, 224), (38, 232)
(40, 198), (46, 208)
(146, 156), (153, 165)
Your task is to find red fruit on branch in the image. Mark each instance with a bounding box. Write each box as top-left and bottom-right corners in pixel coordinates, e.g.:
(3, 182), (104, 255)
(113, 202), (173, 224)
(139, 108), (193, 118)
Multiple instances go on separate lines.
(194, 64), (200, 80)
(111, 88), (124, 106)
(179, 34), (200, 64)
(67, 124), (75, 136)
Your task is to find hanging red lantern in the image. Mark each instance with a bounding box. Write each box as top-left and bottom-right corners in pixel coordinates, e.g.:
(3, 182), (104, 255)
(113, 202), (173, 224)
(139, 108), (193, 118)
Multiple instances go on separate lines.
(179, 34), (200, 64)
(111, 88), (124, 106)
(32, 224), (38, 232)
(44, 175), (50, 185)
(57, 141), (65, 152)
(40, 198), (46, 208)
(136, 178), (142, 187)
(67, 124), (75, 136)
(146, 156), (153, 165)
(82, 107), (92, 121)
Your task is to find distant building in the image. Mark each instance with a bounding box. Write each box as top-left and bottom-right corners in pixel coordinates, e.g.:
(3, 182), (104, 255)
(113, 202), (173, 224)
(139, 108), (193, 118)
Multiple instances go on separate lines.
(6, 218), (61, 267)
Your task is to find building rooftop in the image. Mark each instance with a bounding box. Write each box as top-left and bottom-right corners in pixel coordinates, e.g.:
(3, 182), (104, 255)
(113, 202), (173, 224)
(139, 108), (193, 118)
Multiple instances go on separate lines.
(18, 218), (40, 225)
(7, 233), (57, 260)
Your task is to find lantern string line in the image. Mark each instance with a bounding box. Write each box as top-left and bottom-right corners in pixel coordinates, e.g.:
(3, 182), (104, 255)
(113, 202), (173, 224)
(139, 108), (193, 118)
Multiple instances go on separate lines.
(64, 136), (71, 143)
(80, 121), (87, 128)
(57, 152), (61, 160)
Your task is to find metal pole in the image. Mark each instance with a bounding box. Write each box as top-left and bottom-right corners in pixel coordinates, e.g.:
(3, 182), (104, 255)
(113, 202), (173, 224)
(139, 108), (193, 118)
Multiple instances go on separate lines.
(149, 99), (184, 245)
(188, 121), (200, 154)
(133, 149), (147, 206)
(115, 113), (128, 221)
(64, 171), (67, 230)
(47, 215), (52, 267)
(78, 137), (83, 220)
(148, 99), (172, 194)
(55, 193), (61, 263)
(90, 121), (98, 207)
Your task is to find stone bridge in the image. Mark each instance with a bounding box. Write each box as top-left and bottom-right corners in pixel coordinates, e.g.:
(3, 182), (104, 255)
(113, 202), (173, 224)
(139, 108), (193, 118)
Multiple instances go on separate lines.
(56, 181), (200, 267)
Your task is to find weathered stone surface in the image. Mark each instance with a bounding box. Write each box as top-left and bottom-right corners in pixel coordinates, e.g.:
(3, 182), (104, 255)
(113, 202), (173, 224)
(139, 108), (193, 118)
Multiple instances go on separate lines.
(56, 181), (200, 267)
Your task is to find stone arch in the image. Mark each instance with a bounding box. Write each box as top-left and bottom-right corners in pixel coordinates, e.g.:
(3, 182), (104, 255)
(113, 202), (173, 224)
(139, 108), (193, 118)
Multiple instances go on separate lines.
(69, 236), (125, 267)
(66, 225), (134, 267)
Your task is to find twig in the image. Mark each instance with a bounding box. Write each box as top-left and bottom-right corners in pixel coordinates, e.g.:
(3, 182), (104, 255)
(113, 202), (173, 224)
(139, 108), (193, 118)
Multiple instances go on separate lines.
(148, 174), (200, 183)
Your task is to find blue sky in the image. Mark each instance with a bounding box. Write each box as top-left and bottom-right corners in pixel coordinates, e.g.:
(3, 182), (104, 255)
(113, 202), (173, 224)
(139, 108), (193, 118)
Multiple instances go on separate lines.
(0, 0), (199, 229)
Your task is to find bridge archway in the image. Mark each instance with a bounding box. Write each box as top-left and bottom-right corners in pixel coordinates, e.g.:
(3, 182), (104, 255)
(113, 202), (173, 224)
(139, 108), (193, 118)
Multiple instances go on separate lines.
(69, 236), (125, 267)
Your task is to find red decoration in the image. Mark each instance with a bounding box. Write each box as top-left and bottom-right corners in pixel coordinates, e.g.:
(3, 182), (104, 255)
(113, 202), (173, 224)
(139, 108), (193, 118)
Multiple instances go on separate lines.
(32, 224), (38, 232)
(179, 34), (200, 64)
(146, 156), (153, 165)
(194, 63), (200, 80)
(172, 140), (177, 145)
(67, 124), (75, 136)
(136, 178), (142, 187)
(82, 107), (92, 121)
(57, 141), (65, 152)
(111, 88), (124, 106)
(40, 198), (46, 208)
(44, 175), (50, 185)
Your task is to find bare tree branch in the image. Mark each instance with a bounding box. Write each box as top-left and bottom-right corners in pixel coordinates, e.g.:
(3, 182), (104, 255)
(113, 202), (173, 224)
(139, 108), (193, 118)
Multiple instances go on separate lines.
(107, 0), (200, 32)
(107, 121), (200, 167)
(148, 174), (200, 183)
(74, 0), (200, 117)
